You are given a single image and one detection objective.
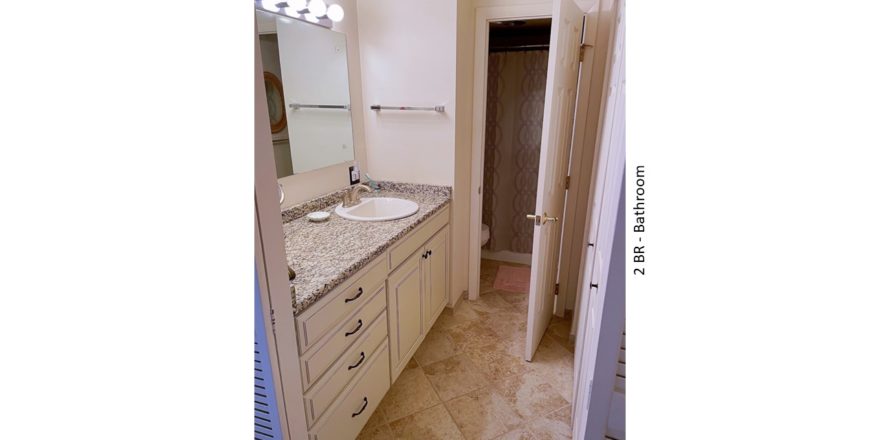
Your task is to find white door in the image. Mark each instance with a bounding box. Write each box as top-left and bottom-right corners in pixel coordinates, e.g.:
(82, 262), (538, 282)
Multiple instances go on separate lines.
(525, 0), (586, 361)
(572, 1), (625, 436)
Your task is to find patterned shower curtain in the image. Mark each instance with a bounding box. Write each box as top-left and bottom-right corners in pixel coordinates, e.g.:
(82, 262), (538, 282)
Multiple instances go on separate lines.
(482, 50), (548, 254)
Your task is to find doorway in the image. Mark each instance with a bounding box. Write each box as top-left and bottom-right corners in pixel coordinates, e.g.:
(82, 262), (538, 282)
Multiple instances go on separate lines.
(476, 16), (557, 364)
(479, 18), (551, 268)
(469, 0), (592, 364)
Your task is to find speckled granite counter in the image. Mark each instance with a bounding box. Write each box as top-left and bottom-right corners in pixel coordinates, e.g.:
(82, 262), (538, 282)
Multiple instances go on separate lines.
(281, 182), (451, 315)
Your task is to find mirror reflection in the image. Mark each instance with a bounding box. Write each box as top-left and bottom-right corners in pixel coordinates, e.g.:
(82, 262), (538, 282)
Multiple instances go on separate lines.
(257, 10), (356, 178)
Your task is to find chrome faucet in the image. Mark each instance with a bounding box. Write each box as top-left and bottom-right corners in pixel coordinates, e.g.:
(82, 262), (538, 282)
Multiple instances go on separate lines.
(342, 183), (374, 207)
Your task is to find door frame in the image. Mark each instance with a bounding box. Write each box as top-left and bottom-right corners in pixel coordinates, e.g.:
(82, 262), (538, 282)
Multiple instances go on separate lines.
(467, 3), (552, 301)
(555, 1), (601, 318)
(467, 3), (599, 308)
(571, 0), (624, 435)
(254, 20), (309, 440)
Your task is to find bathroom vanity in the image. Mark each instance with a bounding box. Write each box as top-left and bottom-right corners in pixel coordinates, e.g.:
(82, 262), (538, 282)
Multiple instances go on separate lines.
(280, 183), (450, 439)
(256, 7), (454, 438)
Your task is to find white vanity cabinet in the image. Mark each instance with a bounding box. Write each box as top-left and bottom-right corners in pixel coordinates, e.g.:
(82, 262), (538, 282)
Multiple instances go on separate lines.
(386, 209), (450, 380)
(423, 226), (448, 327)
(387, 252), (424, 378)
(292, 205), (450, 439)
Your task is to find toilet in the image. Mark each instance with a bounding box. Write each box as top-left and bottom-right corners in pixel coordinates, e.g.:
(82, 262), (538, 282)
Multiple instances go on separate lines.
(481, 223), (490, 246)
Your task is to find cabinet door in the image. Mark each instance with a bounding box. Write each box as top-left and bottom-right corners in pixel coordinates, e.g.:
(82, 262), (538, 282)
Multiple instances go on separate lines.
(424, 227), (449, 326)
(386, 253), (423, 378)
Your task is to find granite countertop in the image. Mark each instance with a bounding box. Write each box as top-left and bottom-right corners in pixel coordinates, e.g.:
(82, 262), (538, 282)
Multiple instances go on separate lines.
(281, 182), (451, 315)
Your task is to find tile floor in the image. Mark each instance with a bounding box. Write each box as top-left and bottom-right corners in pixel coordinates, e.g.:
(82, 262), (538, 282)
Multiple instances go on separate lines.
(357, 259), (575, 440)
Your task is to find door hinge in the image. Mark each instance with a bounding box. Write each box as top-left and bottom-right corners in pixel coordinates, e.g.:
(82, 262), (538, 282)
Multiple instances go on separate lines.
(554, 283), (559, 295)
(579, 43), (593, 62)
(564, 175), (571, 190)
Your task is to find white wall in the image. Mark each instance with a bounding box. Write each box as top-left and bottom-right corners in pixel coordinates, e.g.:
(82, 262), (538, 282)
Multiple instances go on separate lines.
(275, 0), (368, 209)
(357, 0), (457, 185)
(358, 0), (464, 303)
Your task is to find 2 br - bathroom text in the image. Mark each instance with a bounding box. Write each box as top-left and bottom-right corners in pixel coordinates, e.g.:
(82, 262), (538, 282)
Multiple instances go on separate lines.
(633, 165), (646, 275)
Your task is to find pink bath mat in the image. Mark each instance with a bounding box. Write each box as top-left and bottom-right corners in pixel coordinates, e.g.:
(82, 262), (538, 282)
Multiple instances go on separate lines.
(493, 265), (531, 293)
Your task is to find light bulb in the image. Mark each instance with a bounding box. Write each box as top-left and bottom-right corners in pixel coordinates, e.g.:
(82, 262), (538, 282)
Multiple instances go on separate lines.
(308, 0), (327, 17)
(289, 0), (307, 11)
(304, 12), (319, 23)
(326, 4), (344, 22)
(260, 0), (281, 12)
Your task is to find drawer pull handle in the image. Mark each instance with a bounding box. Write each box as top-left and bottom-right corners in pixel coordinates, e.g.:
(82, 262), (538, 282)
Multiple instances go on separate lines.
(427, 250), (432, 257)
(348, 352), (366, 370)
(351, 397), (368, 418)
(345, 287), (364, 303)
(345, 319), (363, 337)
(422, 251), (428, 259)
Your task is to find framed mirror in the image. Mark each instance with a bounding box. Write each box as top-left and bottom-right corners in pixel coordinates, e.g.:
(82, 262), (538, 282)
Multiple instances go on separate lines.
(263, 72), (286, 134)
(257, 10), (356, 178)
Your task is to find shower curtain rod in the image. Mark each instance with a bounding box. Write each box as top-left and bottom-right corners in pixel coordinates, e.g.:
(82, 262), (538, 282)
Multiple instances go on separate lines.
(489, 44), (550, 52)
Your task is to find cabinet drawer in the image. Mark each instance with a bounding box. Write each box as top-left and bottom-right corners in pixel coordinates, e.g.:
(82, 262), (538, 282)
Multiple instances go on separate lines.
(301, 286), (386, 389)
(311, 342), (391, 440)
(296, 253), (388, 353)
(388, 206), (449, 270)
(304, 312), (388, 427)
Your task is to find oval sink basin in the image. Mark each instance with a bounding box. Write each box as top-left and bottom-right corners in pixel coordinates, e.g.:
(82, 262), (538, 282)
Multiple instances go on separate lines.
(335, 197), (419, 222)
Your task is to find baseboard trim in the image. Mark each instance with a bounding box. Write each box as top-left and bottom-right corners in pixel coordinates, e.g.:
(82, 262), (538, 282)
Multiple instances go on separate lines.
(481, 250), (532, 265)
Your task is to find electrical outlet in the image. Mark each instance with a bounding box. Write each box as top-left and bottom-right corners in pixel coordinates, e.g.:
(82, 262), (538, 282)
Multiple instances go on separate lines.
(349, 165), (360, 185)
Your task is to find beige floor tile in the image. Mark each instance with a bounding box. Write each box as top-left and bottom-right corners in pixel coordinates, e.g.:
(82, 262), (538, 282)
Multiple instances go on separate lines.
(494, 428), (537, 440)
(507, 300), (530, 316)
(492, 373), (569, 420)
(446, 320), (502, 353)
(470, 291), (516, 317)
(357, 392), (391, 438)
(546, 320), (575, 353)
(464, 341), (532, 381)
(361, 408), (387, 432)
(446, 387), (524, 440)
(434, 300), (482, 331)
(356, 423), (394, 440)
(527, 406), (572, 440)
(496, 334), (527, 359)
(496, 290), (529, 306)
(422, 354), (488, 401)
(388, 404), (465, 440)
(528, 340), (575, 402)
(484, 311), (528, 342)
(378, 364), (441, 422)
(414, 328), (460, 366)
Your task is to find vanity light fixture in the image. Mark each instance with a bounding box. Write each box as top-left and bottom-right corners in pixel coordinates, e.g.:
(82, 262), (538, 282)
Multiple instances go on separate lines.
(257, 0), (345, 26)
(326, 4), (344, 22)
(308, 0), (327, 18)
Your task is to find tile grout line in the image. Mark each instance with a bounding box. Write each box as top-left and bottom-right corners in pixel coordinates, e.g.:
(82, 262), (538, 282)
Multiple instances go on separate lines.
(368, 261), (573, 439)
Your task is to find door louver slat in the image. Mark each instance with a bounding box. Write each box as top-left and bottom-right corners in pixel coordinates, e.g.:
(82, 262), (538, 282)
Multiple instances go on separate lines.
(255, 270), (282, 440)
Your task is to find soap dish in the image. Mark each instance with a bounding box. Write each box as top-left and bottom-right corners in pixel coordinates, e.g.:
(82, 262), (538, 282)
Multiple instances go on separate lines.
(307, 211), (330, 223)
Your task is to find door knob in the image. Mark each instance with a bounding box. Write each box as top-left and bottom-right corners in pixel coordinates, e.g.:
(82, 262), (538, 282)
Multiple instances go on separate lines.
(526, 212), (558, 225)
